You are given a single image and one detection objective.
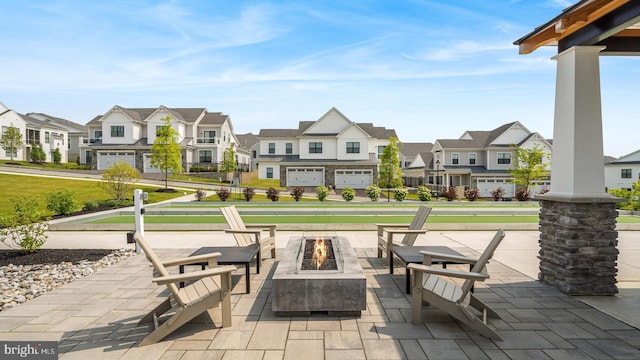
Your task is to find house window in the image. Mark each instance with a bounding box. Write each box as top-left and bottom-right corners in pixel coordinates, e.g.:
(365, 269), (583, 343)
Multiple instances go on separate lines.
(5, 149), (17, 158)
(286, 143), (293, 154)
(111, 125), (124, 137)
(621, 169), (632, 178)
(346, 142), (360, 154)
(1, 126), (7, 134)
(266, 167), (274, 178)
(309, 142), (323, 154)
(199, 150), (212, 163)
(203, 130), (216, 143)
(268, 143), (276, 154)
(452, 153), (459, 165)
(45, 131), (50, 144)
(497, 152), (511, 165)
(378, 145), (385, 159)
(252, 150), (257, 158)
(155, 125), (164, 136)
(94, 130), (102, 139)
(469, 153), (476, 165)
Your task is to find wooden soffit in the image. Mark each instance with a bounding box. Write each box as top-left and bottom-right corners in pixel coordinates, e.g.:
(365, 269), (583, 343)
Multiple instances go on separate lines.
(514, 0), (640, 55)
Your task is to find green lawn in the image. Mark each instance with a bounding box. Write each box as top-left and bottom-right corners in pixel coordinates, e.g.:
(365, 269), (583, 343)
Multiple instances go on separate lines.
(0, 174), (188, 217)
(89, 215), (545, 225)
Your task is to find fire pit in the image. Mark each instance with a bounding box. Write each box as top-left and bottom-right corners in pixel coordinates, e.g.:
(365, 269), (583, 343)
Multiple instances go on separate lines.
(272, 234), (366, 316)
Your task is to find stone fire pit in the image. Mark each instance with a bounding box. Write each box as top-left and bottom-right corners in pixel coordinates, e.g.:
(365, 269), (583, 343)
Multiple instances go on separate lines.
(272, 235), (366, 316)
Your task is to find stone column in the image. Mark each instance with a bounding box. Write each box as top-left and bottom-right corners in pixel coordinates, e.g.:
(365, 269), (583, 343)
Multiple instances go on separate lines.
(538, 46), (619, 295)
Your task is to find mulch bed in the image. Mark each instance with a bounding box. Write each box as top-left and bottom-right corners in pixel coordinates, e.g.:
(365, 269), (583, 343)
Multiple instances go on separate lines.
(0, 249), (114, 267)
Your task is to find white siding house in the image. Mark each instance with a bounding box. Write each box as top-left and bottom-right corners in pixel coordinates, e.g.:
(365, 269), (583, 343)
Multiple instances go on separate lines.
(256, 107), (397, 189)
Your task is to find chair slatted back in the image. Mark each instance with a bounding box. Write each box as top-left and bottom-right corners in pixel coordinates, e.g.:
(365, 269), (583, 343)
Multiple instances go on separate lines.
(133, 232), (185, 306)
(220, 206), (252, 246)
(402, 206), (432, 246)
(458, 229), (506, 302)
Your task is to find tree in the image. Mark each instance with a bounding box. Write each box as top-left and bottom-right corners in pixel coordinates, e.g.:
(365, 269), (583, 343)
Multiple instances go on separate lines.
(0, 124), (23, 161)
(219, 143), (237, 173)
(100, 160), (140, 204)
(508, 144), (550, 196)
(150, 116), (183, 189)
(378, 137), (403, 201)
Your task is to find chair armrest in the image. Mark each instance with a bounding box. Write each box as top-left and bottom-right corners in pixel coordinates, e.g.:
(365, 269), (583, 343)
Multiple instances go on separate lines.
(245, 224), (276, 237)
(376, 224), (409, 237)
(418, 250), (478, 265)
(408, 263), (488, 281)
(385, 229), (428, 235)
(224, 229), (262, 235)
(153, 265), (237, 285)
(162, 252), (222, 267)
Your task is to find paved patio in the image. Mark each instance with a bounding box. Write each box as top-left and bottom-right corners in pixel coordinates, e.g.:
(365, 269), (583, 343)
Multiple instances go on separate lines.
(0, 231), (639, 359)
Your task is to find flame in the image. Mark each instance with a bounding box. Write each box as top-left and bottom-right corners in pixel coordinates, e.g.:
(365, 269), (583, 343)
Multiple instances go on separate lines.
(311, 238), (328, 270)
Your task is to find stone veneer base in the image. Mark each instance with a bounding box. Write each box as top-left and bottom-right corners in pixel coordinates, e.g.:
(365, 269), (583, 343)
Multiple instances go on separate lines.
(538, 194), (619, 295)
(272, 237), (366, 316)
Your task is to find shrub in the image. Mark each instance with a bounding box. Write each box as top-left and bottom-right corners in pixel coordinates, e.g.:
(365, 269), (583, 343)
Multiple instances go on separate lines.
(290, 187), (305, 201)
(194, 188), (207, 201)
(443, 186), (457, 201)
(609, 188), (632, 209)
(216, 187), (230, 201)
(100, 161), (140, 205)
(515, 188), (530, 201)
(46, 189), (78, 215)
(266, 188), (280, 201)
(190, 165), (207, 172)
(52, 148), (62, 164)
(83, 200), (99, 211)
(464, 187), (480, 201)
(416, 186), (432, 201)
(491, 187), (505, 201)
(75, 155), (81, 165)
(0, 196), (48, 253)
(316, 186), (329, 201)
(243, 187), (255, 201)
(30, 144), (46, 163)
(538, 187), (550, 195)
(365, 185), (381, 201)
(341, 187), (355, 201)
(393, 187), (408, 201)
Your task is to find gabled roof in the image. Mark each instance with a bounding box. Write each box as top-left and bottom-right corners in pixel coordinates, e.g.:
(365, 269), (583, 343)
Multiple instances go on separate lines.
(26, 113), (86, 134)
(199, 112), (229, 125)
(436, 121), (529, 149)
(400, 143), (433, 157)
(20, 114), (67, 131)
(103, 106), (208, 124)
(235, 133), (259, 149)
(85, 115), (102, 126)
(258, 108), (397, 140)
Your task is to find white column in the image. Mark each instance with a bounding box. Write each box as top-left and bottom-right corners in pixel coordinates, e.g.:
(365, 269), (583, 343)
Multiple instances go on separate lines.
(549, 46), (609, 198)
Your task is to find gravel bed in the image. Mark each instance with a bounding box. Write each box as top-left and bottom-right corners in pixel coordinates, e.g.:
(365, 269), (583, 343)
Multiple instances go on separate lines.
(0, 249), (137, 311)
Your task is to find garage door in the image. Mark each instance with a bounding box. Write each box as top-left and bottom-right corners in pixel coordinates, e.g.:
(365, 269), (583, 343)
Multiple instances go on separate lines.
(97, 151), (135, 170)
(477, 179), (515, 198)
(335, 170), (372, 189)
(143, 154), (162, 173)
(286, 168), (324, 187)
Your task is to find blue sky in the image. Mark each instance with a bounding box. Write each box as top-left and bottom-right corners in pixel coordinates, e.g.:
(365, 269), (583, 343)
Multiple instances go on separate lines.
(2, 0), (639, 157)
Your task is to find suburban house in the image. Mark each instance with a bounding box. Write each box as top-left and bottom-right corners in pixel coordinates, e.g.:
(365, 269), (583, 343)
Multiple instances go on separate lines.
(256, 107), (397, 189)
(0, 102), (69, 163)
(26, 112), (86, 163)
(80, 105), (250, 173)
(400, 142), (433, 187)
(604, 150), (640, 191)
(405, 121), (552, 198)
(235, 132), (259, 171)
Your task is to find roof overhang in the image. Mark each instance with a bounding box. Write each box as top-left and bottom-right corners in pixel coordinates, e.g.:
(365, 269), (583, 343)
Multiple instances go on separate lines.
(514, 0), (640, 55)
